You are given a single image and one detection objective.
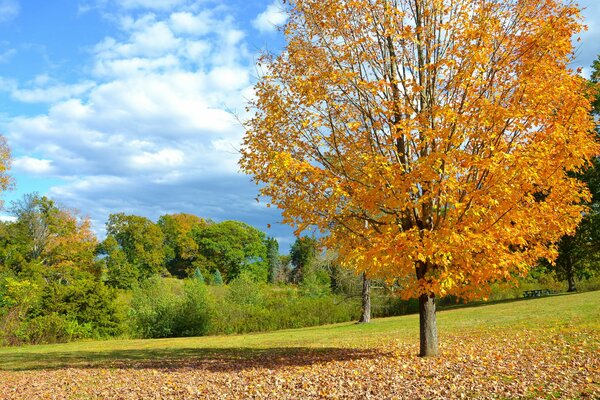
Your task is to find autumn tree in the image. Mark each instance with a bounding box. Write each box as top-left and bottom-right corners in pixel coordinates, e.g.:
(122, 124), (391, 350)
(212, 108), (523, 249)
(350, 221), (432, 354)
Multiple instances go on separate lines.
(6, 194), (98, 275)
(240, 0), (598, 356)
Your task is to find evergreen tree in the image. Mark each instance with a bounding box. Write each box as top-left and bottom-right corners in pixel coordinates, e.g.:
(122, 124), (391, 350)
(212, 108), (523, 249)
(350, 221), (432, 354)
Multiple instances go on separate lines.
(193, 267), (205, 283)
(266, 237), (280, 284)
(212, 269), (223, 285)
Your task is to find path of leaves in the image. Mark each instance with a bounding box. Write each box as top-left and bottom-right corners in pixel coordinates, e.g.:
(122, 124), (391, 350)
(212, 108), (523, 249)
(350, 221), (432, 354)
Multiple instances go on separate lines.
(1, 329), (598, 399)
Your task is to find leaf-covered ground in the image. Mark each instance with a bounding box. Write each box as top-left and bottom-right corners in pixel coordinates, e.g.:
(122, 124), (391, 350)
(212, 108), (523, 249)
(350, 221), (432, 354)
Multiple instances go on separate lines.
(1, 329), (597, 399)
(1, 293), (599, 399)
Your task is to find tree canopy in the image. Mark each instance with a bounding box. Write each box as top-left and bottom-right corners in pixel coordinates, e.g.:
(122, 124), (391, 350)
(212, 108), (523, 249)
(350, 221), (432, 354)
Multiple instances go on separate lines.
(240, 0), (598, 356)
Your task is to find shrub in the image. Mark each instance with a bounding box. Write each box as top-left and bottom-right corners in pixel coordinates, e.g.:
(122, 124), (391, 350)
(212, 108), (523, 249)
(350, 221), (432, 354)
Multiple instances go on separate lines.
(129, 277), (212, 338)
(15, 313), (94, 345)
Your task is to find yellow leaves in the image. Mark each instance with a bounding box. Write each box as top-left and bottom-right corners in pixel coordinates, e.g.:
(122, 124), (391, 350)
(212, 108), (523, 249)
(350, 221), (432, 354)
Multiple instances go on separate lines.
(346, 121), (361, 131)
(241, 0), (597, 300)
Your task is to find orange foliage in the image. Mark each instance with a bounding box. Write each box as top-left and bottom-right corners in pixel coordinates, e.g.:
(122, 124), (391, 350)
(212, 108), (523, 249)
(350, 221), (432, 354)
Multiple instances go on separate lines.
(44, 210), (98, 273)
(240, 0), (599, 300)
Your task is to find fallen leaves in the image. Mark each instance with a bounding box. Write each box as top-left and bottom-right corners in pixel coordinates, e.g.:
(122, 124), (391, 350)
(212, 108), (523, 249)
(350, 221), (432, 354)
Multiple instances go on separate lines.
(0, 327), (598, 399)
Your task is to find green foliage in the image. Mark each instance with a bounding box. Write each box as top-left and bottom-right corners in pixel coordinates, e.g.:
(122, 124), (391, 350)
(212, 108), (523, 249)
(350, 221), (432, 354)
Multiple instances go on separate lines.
(209, 285), (359, 335)
(36, 270), (123, 338)
(99, 235), (138, 289)
(266, 237), (280, 284)
(212, 269), (223, 285)
(227, 271), (265, 306)
(106, 213), (166, 280)
(299, 267), (331, 298)
(193, 221), (268, 282)
(15, 313), (94, 345)
(290, 236), (317, 283)
(0, 270), (123, 345)
(129, 277), (212, 339)
(193, 267), (205, 283)
(158, 213), (210, 278)
(177, 279), (212, 337)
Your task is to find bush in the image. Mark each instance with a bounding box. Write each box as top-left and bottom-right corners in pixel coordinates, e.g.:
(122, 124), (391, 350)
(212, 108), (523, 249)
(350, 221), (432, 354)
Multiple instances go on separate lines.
(129, 277), (212, 338)
(15, 313), (94, 345)
(208, 285), (359, 335)
(38, 272), (123, 338)
(227, 272), (264, 306)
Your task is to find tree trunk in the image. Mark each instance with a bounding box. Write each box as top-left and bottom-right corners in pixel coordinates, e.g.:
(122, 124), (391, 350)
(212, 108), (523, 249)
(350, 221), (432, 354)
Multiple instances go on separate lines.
(566, 257), (577, 292)
(567, 270), (577, 292)
(419, 293), (438, 357)
(358, 272), (371, 323)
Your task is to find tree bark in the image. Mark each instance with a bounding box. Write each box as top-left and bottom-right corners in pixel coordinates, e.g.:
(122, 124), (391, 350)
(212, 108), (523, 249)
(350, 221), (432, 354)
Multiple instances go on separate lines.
(358, 272), (371, 323)
(566, 256), (577, 292)
(419, 293), (439, 357)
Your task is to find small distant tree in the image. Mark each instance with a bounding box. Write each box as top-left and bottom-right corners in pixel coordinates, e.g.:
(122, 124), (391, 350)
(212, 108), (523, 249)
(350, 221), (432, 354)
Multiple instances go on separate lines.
(266, 237), (280, 284)
(193, 267), (205, 283)
(212, 269), (223, 286)
(290, 236), (317, 284)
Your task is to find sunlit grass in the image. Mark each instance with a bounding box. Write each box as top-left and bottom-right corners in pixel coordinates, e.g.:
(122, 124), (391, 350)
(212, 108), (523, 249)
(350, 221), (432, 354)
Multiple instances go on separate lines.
(0, 291), (597, 371)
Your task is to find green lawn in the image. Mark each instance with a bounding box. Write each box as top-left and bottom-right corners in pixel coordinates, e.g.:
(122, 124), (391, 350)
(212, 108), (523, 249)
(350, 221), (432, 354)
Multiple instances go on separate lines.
(1, 291), (598, 371)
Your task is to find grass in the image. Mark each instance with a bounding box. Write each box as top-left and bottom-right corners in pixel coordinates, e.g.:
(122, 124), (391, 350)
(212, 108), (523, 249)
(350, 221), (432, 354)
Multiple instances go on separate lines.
(0, 291), (598, 371)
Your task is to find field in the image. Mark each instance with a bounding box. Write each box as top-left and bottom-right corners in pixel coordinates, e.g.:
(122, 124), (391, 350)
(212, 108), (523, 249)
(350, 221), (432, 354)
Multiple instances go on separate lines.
(0, 291), (598, 399)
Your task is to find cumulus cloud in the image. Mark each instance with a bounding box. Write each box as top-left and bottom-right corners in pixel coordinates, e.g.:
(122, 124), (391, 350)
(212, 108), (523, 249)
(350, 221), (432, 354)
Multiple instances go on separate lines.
(11, 81), (96, 103)
(116, 0), (188, 11)
(252, 1), (288, 33)
(13, 156), (54, 175)
(0, 4), (289, 241)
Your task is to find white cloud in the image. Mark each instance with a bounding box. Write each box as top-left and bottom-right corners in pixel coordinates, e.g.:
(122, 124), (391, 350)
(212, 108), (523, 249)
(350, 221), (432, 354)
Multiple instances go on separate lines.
(130, 148), (185, 169)
(0, 215), (17, 222)
(13, 156), (54, 175)
(3, 6), (255, 223)
(0, 0), (18, 23)
(11, 81), (96, 103)
(170, 11), (211, 36)
(1, 2), (296, 246)
(252, 1), (288, 33)
(117, 0), (188, 11)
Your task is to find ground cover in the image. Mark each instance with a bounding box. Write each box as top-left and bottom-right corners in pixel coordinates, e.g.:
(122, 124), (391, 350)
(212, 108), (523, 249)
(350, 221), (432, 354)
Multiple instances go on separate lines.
(0, 292), (598, 399)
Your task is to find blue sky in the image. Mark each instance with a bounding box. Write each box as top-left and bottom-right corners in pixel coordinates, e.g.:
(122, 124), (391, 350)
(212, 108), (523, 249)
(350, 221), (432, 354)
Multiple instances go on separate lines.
(0, 0), (599, 251)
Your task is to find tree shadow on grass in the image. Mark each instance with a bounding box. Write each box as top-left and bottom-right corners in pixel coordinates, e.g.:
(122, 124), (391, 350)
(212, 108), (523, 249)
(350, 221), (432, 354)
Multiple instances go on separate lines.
(0, 346), (390, 372)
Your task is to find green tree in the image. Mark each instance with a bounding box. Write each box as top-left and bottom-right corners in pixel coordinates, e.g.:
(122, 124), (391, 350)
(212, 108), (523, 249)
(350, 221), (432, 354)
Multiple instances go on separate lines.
(193, 221), (268, 282)
(290, 236), (317, 284)
(193, 267), (205, 283)
(551, 57), (600, 291)
(212, 269), (223, 285)
(266, 237), (280, 284)
(106, 213), (166, 280)
(98, 236), (138, 289)
(158, 213), (210, 278)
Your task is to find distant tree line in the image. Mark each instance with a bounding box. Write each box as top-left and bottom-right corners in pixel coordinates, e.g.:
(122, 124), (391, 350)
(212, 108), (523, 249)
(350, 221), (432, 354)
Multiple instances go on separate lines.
(0, 182), (599, 345)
